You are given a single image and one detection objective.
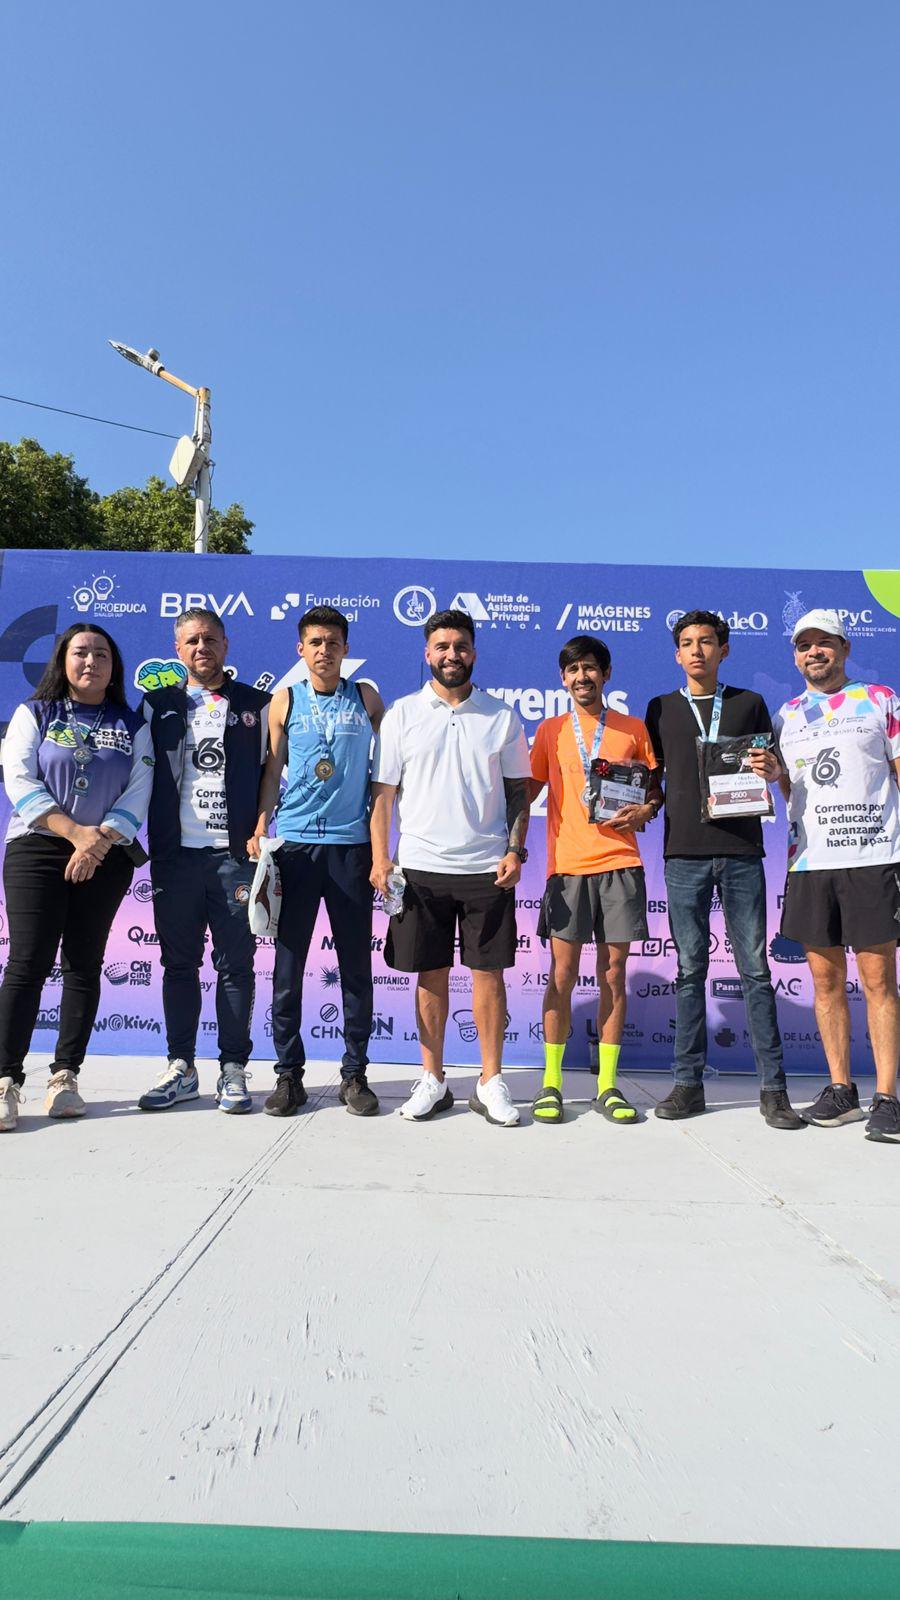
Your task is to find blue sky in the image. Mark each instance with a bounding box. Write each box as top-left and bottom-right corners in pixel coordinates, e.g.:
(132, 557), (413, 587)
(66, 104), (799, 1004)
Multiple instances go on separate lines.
(2, 1), (898, 568)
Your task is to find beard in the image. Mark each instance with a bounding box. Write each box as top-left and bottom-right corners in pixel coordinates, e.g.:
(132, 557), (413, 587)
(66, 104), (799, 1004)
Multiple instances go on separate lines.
(804, 661), (845, 691)
(188, 659), (224, 685)
(430, 658), (474, 688)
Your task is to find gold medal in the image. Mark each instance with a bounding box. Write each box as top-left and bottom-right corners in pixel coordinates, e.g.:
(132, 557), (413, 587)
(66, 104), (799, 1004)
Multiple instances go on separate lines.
(314, 758), (335, 781)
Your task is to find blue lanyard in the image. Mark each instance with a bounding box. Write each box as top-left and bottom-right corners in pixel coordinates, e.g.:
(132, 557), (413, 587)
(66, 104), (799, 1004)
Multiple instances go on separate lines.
(680, 685), (723, 743)
(305, 679), (344, 758)
(571, 705), (606, 779)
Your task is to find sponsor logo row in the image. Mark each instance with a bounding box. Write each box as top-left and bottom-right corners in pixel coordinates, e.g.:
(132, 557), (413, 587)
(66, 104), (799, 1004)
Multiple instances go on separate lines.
(68, 575), (896, 643)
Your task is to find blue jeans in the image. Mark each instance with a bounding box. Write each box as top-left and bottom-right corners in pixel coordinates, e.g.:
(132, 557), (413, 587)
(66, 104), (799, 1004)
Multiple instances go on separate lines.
(664, 857), (785, 1090)
(151, 848), (256, 1066)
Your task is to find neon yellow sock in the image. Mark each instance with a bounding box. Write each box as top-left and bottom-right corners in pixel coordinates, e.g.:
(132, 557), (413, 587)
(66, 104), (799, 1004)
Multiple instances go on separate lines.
(543, 1042), (565, 1091)
(597, 1042), (621, 1095)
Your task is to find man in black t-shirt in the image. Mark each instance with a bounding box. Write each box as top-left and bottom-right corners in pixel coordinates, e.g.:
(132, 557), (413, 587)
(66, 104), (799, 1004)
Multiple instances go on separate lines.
(644, 610), (804, 1130)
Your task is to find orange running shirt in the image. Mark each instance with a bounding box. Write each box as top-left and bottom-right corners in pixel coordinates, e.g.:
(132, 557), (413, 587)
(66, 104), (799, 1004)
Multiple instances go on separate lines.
(530, 708), (658, 876)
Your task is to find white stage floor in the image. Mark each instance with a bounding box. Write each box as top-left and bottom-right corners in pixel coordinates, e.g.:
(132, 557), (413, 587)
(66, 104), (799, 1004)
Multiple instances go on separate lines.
(1, 1057), (898, 1549)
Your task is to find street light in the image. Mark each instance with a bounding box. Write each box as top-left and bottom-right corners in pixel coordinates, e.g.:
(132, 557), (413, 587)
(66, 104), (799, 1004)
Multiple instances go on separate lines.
(108, 342), (212, 553)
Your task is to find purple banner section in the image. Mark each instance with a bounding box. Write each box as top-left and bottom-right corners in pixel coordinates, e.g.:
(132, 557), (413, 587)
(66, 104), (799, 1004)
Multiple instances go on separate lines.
(0, 550), (897, 1073)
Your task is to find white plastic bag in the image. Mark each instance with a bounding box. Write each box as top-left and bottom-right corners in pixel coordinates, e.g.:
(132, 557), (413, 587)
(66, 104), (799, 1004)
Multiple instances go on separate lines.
(248, 837), (284, 936)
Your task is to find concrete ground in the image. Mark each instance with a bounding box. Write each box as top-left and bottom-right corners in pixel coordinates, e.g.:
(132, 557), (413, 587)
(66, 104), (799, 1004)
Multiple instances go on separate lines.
(1, 1056), (898, 1547)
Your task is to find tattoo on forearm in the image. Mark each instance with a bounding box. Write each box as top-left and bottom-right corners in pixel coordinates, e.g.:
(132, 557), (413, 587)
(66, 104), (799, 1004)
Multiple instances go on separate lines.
(504, 778), (529, 852)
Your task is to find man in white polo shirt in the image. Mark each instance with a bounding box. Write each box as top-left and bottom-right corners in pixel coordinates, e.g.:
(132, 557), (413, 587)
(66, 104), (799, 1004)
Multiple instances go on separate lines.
(370, 609), (531, 1126)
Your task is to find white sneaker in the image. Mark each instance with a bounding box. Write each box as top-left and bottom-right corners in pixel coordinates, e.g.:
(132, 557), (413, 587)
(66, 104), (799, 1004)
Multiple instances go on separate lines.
(0, 1076), (22, 1132)
(399, 1073), (454, 1121)
(469, 1074), (519, 1127)
(45, 1069), (86, 1118)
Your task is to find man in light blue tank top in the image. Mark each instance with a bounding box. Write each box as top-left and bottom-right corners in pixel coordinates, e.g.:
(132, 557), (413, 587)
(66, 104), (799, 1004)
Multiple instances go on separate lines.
(249, 607), (384, 1117)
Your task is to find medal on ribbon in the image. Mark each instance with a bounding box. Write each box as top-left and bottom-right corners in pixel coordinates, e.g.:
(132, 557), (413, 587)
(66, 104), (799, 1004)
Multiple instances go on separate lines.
(65, 697), (106, 796)
(306, 680), (343, 783)
(571, 705), (607, 809)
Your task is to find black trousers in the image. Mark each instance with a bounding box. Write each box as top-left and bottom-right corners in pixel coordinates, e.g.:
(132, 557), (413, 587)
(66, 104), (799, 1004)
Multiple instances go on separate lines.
(272, 842), (373, 1078)
(0, 834), (134, 1082)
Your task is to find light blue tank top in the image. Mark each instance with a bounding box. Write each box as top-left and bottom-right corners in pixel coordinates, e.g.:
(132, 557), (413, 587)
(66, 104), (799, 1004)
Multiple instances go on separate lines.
(277, 679), (372, 844)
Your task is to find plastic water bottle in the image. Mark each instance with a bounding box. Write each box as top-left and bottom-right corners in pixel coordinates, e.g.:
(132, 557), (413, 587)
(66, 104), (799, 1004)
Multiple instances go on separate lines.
(382, 868), (406, 918)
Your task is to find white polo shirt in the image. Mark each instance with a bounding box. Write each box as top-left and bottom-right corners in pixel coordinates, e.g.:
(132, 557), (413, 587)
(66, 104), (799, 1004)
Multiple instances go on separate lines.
(373, 683), (531, 874)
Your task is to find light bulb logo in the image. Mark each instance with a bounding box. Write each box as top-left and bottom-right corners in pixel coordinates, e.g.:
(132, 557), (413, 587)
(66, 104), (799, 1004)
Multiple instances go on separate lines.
(71, 572), (116, 614)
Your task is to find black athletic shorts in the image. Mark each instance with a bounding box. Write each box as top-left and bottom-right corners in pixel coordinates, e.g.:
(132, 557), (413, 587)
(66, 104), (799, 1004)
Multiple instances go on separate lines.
(385, 869), (518, 972)
(780, 863), (900, 949)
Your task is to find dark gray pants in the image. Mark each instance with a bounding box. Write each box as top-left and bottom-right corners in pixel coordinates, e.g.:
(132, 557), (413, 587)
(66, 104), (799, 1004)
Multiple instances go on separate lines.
(151, 848), (256, 1066)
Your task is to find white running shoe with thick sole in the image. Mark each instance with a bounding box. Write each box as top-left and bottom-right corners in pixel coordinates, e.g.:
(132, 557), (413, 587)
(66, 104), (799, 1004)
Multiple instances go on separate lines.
(399, 1073), (454, 1121)
(45, 1069), (86, 1118)
(469, 1074), (520, 1127)
(0, 1076), (22, 1132)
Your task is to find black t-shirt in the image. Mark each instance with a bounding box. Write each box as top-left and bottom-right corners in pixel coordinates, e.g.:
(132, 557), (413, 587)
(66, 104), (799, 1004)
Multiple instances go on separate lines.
(643, 686), (774, 858)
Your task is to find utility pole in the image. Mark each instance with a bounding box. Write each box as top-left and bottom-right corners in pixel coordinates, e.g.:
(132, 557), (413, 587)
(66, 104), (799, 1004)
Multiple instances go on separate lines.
(109, 343), (212, 552)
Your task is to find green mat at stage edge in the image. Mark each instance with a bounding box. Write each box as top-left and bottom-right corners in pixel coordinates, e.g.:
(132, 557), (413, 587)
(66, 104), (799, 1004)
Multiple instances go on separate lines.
(2, 1522), (900, 1600)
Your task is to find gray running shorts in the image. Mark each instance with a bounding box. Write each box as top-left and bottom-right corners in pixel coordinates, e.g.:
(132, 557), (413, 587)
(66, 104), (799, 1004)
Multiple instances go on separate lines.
(537, 867), (648, 945)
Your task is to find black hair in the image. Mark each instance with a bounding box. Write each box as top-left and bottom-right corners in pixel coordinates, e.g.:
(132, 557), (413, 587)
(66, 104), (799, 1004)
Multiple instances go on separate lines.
(558, 635), (611, 674)
(672, 609), (729, 646)
(31, 622), (127, 706)
(298, 605), (349, 642)
(424, 608), (475, 643)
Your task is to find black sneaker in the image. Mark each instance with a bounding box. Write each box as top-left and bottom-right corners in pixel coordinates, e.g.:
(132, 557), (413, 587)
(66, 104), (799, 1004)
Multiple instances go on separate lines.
(760, 1089), (806, 1130)
(655, 1083), (706, 1120)
(866, 1093), (900, 1145)
(339, 1075), (379, 1117)
(264, 1071), (308, 1117)
(802, 1081), (864, 1128)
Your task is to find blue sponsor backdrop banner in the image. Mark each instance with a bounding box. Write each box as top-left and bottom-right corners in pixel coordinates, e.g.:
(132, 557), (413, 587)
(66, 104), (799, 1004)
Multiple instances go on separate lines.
(0, 549), (897, 1073)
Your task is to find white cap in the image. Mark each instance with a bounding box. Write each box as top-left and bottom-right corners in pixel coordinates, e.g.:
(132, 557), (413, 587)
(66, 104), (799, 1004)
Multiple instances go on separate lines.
(790, 608), (848, 645)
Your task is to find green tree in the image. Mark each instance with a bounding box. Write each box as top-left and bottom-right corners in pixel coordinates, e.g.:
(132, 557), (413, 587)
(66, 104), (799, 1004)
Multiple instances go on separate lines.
(0, 438), (102, 549)
(0, 437), (253, 553)
(98, 477), (253, 553)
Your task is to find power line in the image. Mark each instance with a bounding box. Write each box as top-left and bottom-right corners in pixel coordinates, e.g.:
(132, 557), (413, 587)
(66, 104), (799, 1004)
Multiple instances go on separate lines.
(0, 392), (179, 440)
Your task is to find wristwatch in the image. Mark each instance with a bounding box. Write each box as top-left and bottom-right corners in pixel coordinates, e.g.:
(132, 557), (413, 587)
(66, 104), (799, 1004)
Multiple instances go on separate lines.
(509, 846), (528, 862)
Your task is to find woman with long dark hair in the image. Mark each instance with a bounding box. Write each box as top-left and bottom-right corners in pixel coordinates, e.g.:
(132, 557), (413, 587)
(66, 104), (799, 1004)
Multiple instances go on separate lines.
(0, 623), (154, 1130)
